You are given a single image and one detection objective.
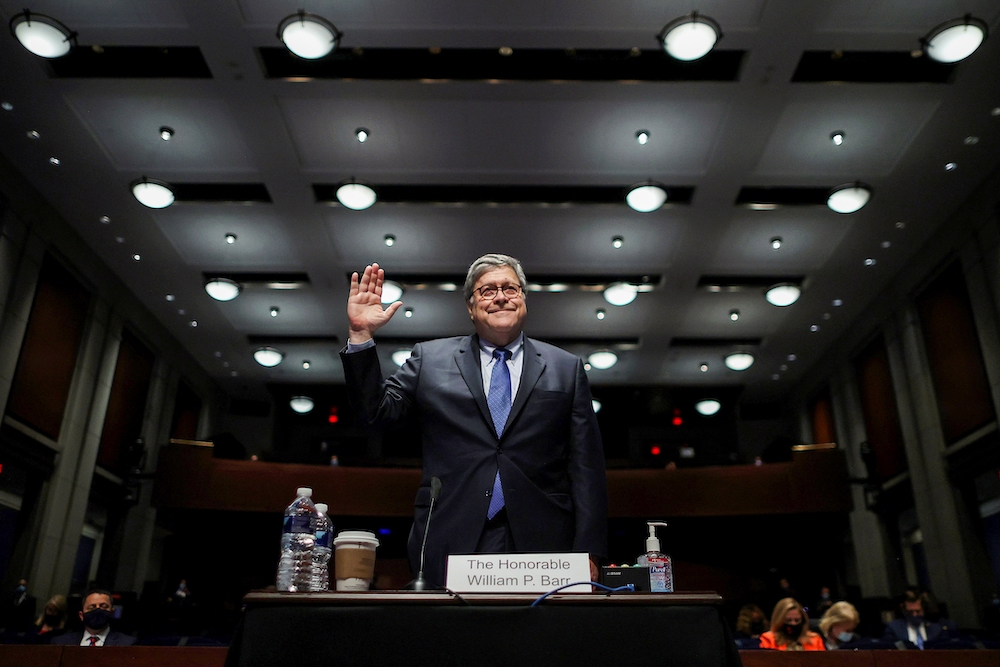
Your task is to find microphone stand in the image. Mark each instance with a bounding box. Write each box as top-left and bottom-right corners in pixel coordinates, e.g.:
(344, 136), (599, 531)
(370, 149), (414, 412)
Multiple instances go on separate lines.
(406, 477), (442, 591)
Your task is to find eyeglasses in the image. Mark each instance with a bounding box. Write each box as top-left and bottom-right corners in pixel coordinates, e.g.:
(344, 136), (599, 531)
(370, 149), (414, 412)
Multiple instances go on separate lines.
(475, 284), (522, 300)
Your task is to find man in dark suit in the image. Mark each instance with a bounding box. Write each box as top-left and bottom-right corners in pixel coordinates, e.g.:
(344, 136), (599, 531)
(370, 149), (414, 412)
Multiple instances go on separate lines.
(883, 590), (954, 649)
(342, 254), (608, 587)
(53, 589), (136, 647)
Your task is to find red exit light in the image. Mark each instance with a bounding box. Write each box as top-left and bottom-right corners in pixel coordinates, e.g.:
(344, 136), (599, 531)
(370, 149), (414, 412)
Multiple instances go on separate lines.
(328, 406), (339, 424)
(672, 408), (683, 427)
(650, 445), (661, 456)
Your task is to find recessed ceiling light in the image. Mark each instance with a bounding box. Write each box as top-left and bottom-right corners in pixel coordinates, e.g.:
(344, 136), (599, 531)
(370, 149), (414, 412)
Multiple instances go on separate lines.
(26, 130), (40, 139)
(749, 203), (777, 211)
(729, 309), (739, 321)
(596, 309), (606, 320)
(780, 364), (788, 371)
(895, 221), (906, 229)
(964, 136), (979, 145)
(765, 283), (801, 307)
(115, 236), (125, 243)
(945, 162), (957, 171)
(225, 233), (237, 244)
(99, 215), (110, 224)
(587, 351), (618, 370)
(612, 236), (624, 249)
(864, 257), (876, 266)
(922, 15), (988, 63)
(603, 282), (638, 306)
(392, 349), (412, 366)
(699, 363), (709, 373)
(788, 353), (797, 361)
(881, 240), (891, 249)
(231, 370), (239, 377)
(289, 396), (315, 414)
(695, 399), (721, 416)
(270, 306), (279, 317)
(592, 399), (602, 413)
(772, 374), (781, 381)
(658, 12), (722, 61)
(384, 234), (396, 247)
(404, 308), (413, 318)
(48, 157), (60, 165)
(205, 278), (241, 301)
(277, 11), (342, 59)
(178, 308), (186, 315)
(381, 280), (403, 304)
(302, 360), (311, 369)
(832, 299), (843, 307)
(770, 237), (782, 250)
(625, 182), (667, 212)
(165, 294), (175, 302)
(132, 253), (141, 261)
(827, 183), (871, 214)
(159, 126), (174, 141)
(636, 130), (649, 145)
(724, 352), (754, 371)
(10, 10), (77, 58)
(356, 128), (369, 143)
(131, 177), (175, 209)
(830, 131), (845, 146)
(1, 102), (12, 111)
(810, 324), (820, 332)
(253, 346), (284, 367)
(583, 362), (592, 371)
(336, 181), (377, 210)
(547, 284), (569, 292)
(499, 46), (513, 56)
(992, 107), (1000, 117)
(188, 320), (198, 327)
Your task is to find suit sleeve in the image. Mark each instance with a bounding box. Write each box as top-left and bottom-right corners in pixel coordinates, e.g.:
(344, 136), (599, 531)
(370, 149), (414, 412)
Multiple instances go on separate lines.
(568, 356), (608, 559)
(340, 342), (423, 426)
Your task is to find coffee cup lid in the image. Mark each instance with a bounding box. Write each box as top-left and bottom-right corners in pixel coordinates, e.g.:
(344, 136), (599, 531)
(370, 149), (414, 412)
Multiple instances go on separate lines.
(333, 530), (380, 547)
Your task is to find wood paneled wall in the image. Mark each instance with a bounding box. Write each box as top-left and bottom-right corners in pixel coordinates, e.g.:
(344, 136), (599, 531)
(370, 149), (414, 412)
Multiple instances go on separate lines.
(97, 328), (155, 475)
(854, 336), (907, 481)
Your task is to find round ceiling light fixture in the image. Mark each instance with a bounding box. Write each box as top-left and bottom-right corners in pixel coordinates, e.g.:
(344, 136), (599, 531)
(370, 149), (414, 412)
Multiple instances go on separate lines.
(695, 399), (721, 416)
(381, 280), (403, 304)
(658, 12), (722, 61)
(204, 277), (241, 302)
(587, 350), (618, 370)
(592, 399), (602, 413)
(9, 10), (77, 58)
(131, 177), (175, 209)
(922, 15), (988, 63)
(765, 283), (801, 307)
(392, 349), (412, 367)
(277, 10), (342, 60)
(289, 396), (315, 414)
(253, 346), (284, 367)
(336, 181), (377, 210)
(625, 182), (668, 212)
(603, 282), (638, 306)
(724, 352), (755, 372)
(827, 182), (871, 214)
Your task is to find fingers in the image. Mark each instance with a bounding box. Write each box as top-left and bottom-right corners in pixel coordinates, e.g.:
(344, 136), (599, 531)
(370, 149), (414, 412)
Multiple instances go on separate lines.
(349, 272), (360, 297)
(383, 301), (403, 319)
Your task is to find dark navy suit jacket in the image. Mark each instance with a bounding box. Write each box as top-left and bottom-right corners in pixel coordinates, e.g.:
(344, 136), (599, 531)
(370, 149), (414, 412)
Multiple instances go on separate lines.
(341, 334), (608, 586)
(883, 618), (954, 647)
(52, 629), (136, 646)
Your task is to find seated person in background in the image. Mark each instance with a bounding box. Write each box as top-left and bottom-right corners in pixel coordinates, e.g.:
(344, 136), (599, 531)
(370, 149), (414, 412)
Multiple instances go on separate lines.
(734, 604), (767, 639)
(814, 586), (834, 616)
(759, 597), (825, 651)
(52, 589), (136, 647)
(819, 601), (861, 649)
(883, 590), (954, 649)
(31, 595), (68, 641)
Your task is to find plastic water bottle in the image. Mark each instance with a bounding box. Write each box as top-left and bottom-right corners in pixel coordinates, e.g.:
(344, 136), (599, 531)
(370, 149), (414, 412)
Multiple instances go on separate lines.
(311, 503), (333, 592)
(276, 487), (317, 592)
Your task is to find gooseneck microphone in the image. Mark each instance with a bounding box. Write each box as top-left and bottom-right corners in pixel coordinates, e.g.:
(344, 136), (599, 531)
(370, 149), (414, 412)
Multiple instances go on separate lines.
(406, 476), (442, 591)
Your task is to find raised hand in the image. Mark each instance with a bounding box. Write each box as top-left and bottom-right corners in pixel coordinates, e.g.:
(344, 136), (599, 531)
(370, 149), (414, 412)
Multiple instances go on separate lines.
(348, 263), (402, 343)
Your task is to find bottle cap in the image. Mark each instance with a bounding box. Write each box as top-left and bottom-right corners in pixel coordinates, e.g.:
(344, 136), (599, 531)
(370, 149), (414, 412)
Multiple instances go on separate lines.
(315, 503), (328, 514)
(297, 487), (313, 497)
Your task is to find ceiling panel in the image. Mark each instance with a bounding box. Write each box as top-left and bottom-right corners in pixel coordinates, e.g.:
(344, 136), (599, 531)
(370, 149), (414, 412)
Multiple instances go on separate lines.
(815, 0), (1000, 33)
(150, 208), (303, 267)
(0, 0), (188, 28)
(708, 210), (854, 272)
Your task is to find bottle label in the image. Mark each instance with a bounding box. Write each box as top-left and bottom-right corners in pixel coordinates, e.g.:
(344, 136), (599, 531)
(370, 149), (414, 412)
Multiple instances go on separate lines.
(283, 514), (313, 534)
(315, 528), (331, 547)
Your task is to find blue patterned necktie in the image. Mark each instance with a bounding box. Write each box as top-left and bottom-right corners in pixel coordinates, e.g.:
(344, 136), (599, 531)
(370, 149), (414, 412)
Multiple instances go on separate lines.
(486, 348), (511, 519)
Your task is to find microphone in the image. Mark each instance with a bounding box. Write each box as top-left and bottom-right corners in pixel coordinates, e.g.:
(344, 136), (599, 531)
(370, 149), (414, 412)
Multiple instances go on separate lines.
(406, 476), (442, 591)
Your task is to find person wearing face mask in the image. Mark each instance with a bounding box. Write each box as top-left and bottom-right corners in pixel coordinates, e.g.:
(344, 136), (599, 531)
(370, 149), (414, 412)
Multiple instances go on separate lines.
(52, 589), (136, 646)
(759, 597), (825, 651)
(819, 601), (862, 649)
(883, 590), (954, 649)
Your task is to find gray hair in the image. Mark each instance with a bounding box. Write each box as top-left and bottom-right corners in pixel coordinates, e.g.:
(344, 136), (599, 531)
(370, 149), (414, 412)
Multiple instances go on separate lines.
(463, 254), (527, 303)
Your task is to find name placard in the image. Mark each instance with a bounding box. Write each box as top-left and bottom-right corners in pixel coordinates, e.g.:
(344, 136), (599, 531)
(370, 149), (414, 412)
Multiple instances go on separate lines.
(445, 552), (591, 593)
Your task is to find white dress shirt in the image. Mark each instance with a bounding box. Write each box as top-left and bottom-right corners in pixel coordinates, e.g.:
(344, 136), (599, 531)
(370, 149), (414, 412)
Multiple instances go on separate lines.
(80, 626), (110, 646)
(478, 334), (524, 402)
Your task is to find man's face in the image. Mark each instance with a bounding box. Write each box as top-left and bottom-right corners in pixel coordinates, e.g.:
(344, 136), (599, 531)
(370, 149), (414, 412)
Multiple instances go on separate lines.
(79, 593), (113, 624)
(467, 267), (526, 346)
(904, 600), (924, 617)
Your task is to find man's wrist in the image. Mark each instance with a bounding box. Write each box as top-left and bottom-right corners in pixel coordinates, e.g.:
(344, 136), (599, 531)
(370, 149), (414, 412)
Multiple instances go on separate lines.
(348, 330), (374, 345)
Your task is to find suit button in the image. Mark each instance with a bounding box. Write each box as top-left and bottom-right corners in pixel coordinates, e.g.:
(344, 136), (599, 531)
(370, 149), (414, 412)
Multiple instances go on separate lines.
(496, 447), (503, 454)
(486, 490), (492, 497)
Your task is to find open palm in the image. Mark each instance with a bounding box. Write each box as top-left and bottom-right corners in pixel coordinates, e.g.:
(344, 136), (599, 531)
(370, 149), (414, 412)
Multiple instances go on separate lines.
(348, 263), (402, 343)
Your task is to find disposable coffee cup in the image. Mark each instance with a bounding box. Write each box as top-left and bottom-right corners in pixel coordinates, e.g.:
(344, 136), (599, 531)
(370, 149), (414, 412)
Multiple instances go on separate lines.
(333, 530), (380, 591)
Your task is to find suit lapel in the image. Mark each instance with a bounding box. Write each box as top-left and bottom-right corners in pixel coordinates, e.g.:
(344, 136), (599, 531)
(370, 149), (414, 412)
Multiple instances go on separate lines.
(455, 335), (493, 433)
(505, 337), (545, 434)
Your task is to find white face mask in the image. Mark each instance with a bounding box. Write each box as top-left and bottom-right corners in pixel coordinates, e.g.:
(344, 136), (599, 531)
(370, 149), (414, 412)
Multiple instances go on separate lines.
(836, 631), (853, 642)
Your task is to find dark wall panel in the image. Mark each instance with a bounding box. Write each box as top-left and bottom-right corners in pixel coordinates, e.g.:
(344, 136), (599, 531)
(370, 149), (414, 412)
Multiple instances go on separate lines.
(170, 381), (201, 441)
(97, 328), (155, 475)
(855, 336), (907, 481)
(915, 262), (996, 443)
(5, 254), (90, 440)
(810, 387), (836, 444)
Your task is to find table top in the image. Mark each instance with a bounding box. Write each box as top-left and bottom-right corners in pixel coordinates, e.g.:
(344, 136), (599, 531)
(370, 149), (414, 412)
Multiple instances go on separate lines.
(243, 591), (724, 606)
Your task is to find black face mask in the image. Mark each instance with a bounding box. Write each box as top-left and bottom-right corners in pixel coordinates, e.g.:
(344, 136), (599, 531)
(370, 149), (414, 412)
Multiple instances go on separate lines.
(783, 623), (800, 637)
(906, 612), (923, 626)
(83, 609), (113, 630)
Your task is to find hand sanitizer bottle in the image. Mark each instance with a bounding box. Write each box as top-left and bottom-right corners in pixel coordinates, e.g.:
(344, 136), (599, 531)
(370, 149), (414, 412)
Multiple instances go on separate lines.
(637, 521), (673, 592)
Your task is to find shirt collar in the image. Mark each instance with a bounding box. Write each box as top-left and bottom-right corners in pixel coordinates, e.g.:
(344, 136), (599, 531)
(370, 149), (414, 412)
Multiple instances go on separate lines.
(479, 333), (523, 358)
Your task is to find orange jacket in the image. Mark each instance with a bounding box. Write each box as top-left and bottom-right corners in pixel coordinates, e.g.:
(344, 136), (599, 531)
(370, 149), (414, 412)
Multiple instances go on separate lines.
(759, 630), (826, 651)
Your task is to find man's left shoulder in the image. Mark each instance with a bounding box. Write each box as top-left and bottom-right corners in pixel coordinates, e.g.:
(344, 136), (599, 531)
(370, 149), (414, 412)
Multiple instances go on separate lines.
(525, 337), (580, 365)
(107, 631), (137, 646)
